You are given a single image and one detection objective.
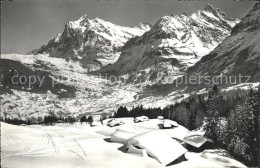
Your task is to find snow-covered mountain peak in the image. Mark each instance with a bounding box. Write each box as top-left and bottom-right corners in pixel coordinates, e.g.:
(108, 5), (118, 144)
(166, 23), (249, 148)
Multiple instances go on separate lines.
(54, 33), (61, 42)
(131, 22), (152, 31)
(77, 14), (89, 23)
(66, 15), (112, 32)
(151, 4), (239, 36)
(30, 15), (151, 70)
(65, 15), (92, 30)
(194, 4), (239, 27)
(202, 4), (229, 18)
(152, 15), (189, 33)
(99, 5), (240, 84)
(188, 2), (260, 83)
(203, 4), (217, 13)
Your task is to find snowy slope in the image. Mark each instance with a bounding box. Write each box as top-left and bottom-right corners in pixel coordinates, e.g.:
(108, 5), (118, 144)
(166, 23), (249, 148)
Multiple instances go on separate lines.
(99, 4), (239, 84)
(30, 15), (151, 71)
(1, 120), (246, 168)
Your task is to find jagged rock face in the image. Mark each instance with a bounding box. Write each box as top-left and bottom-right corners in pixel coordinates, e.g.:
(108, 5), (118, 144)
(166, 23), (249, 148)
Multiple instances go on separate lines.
(188, 2), (260, 82)
(30, 15), (151, 71)
(99, 4), (239, 84)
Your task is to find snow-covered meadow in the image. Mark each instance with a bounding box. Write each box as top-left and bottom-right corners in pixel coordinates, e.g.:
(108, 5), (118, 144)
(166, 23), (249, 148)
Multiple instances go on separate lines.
(1, 118), (247, 168)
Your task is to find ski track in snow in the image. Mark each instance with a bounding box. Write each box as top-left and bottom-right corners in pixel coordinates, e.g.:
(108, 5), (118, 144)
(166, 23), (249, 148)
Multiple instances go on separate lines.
(1, 121), (247, 168)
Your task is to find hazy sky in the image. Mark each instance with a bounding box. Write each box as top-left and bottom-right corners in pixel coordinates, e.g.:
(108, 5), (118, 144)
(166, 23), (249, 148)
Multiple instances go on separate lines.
(1, 0), (257, 54)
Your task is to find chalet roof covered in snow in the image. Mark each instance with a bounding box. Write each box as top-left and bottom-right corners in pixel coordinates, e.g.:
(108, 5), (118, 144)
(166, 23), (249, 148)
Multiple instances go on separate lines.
(126, 130), (188, 165)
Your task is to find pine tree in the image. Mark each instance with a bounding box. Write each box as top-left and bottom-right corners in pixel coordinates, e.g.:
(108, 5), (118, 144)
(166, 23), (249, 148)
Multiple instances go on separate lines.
(80, 116), (87, 123)
(247, 88), (259, 166)
(228, 92), (256, 165)
(205, 85), (220, 141)
(87, 116), (93, 124)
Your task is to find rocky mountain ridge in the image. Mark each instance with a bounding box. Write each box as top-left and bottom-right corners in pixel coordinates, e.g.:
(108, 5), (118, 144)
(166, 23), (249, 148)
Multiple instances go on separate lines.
(188, 2), (260, 83)
(30, 15), (151, 71)
(99, 4), (240, 85)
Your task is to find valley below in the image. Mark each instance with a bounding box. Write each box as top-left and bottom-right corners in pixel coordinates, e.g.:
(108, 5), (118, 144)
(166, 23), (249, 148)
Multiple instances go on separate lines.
(1, 2), (260, 168)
